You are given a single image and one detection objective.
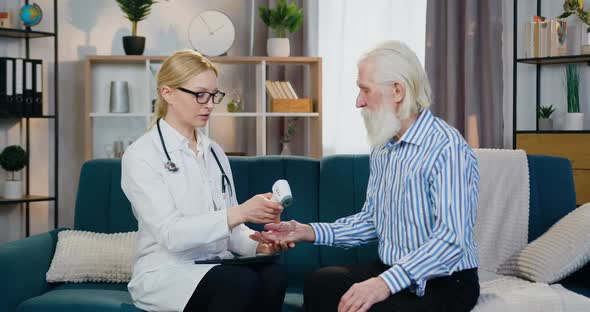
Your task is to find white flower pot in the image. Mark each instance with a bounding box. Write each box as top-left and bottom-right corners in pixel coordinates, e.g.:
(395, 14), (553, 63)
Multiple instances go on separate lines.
(267, 38), (290, 57)
(4, 180), (22, 199)
(538, 118), (553, 131)
(563, 112), (585, 130)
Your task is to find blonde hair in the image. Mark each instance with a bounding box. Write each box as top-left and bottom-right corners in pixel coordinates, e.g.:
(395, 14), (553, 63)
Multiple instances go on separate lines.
(359, 41), (432, 120)
(149, 49), (218, 129)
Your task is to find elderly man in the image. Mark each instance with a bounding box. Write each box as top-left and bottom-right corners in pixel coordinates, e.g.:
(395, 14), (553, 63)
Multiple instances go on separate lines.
(253, 40), (480, 312)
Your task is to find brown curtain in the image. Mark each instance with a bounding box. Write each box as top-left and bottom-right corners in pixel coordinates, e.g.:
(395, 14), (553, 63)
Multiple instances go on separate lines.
(425, 0), (503, 148)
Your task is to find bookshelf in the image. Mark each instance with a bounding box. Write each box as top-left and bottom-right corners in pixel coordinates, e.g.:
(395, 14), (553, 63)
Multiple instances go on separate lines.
(0, 2), (59, 237)
(84, 55), (323, 159)
(513, 0), (590, 205)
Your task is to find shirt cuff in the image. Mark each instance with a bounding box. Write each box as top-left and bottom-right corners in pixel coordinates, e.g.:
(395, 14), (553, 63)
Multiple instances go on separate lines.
(379, 264), (412, 295)
(309, 223), (335, 245)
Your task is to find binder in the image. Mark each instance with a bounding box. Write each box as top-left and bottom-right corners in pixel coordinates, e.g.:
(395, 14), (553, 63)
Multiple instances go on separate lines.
(14, 58), (24, 116)
(0, 57), (15, 117)
(24, 60), (34, 117)
(33, 60), (43, 116)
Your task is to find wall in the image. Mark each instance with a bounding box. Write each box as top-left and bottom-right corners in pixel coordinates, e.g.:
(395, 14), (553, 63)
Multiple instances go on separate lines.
(0, 0), (287, 242)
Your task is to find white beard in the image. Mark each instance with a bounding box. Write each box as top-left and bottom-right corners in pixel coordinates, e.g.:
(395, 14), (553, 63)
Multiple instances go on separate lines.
(361, 100), (402, 147)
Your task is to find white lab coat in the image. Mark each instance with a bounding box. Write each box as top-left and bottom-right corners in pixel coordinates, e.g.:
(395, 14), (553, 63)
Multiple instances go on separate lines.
(121, 119), (258, 312)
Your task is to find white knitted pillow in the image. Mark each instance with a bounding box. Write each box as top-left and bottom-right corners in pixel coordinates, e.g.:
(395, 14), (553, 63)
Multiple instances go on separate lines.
(46, 230), (136, 283)
(497, 203), (590, 283)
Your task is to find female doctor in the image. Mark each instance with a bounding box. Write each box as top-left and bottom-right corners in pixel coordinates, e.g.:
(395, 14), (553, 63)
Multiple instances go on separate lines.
(121, 50), (290, 312)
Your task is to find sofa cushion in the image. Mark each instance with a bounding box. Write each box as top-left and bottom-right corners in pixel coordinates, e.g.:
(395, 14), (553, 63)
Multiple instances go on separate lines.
(17, 289), (134, 312)
(318, 155), (379, 267)
(498, 203), (590, 283)
(46, 230), (136, 283)
(527, 155), (577, 242)
(75, 160), (137, 233)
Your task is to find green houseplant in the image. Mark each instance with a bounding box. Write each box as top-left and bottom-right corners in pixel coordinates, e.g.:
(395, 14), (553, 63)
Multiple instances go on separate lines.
(259, 0), (303, 57)
(0, 145), (27, 199)
(537, 105), (556, 130)
(564, 64), (585, 130)
(116, 0), (158, 55)
(558, 0), (590, 46)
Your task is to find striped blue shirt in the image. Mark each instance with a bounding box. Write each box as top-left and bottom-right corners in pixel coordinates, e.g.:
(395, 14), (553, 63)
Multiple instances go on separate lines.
(310, 109), (479, 297)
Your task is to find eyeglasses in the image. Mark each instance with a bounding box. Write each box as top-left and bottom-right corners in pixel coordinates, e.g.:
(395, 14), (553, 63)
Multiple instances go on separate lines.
(177, 87), (226, 104)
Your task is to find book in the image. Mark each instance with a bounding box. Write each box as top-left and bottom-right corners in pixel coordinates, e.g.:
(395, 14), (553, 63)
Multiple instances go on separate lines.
(265, 80), (280, 99)
(279, 81), (294, 99)
(273, 81), (287, 99)
(284, 81), (299, 99)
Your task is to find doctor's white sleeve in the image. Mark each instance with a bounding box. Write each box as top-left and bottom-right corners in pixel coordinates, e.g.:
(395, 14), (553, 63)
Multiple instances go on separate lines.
(121, 153), (231, 253)
(225, 155), (258, 257)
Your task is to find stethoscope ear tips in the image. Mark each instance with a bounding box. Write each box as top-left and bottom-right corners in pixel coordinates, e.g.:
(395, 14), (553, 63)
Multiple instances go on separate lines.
(165, 161), (179, 172)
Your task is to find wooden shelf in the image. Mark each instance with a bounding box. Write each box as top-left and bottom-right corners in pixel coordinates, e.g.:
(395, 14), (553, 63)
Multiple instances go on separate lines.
(516, 130), (590, 134)
(211, 112), (320, 117)
(86, 55), (322, 65)
(0, 27), (55, 38)
(90, 113), (150, 118)
(0, 195), (56, 204)
(85, 55), (323, 159)
(266, 112), (320, 117)
(0, 115), (56, 119)
(517, 54), (590, 65)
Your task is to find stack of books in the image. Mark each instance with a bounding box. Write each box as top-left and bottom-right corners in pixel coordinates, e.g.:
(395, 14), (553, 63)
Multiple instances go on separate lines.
(265, 80), (299, 99)
(525, 16), (567, 58)
(264, 80), (312, 113)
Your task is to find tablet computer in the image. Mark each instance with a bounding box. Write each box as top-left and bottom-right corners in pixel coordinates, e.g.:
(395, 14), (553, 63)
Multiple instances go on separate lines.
(193, 253), (281, 265)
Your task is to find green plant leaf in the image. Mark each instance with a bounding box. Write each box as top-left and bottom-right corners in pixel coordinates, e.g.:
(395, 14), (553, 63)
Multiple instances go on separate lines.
(557, 11), (575, 19)
(258, 0), (303, 36)
(116, 0), (156, 22)
(259, 6), (271, 26)
(0, 145), (27, 172)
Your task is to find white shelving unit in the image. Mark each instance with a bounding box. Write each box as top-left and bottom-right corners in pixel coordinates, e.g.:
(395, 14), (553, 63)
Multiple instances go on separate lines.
(84, 56), (323, 159)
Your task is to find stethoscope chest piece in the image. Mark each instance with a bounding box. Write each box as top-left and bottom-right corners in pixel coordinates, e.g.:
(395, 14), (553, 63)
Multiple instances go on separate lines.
(165, 161), (178, 172)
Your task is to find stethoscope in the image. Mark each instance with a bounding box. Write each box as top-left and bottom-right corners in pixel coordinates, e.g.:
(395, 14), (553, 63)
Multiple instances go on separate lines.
(156, 117), (233, 197)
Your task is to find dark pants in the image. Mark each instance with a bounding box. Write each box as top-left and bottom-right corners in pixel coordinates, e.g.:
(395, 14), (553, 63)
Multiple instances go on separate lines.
(183, 263), (288, 312)
(304, 262), (479, 312)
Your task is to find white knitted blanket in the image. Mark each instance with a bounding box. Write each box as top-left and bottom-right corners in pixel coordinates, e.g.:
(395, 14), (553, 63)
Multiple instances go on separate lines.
(474, 149), (530, 279)
(474, 276), (590, 312)
(472, 149), (590, 311)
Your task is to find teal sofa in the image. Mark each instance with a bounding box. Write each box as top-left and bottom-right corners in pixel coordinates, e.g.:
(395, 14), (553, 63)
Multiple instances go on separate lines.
(1, 155), (589, 312)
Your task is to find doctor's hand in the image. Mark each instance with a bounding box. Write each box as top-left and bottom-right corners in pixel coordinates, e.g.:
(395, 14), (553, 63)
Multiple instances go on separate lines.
(249, 220), (316, 244)
(227, 193), (283, 229)
(338, 277), (391, 312)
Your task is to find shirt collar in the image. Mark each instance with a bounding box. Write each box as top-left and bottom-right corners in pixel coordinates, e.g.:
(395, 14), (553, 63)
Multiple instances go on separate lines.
(387, 109), (434, 148)
(158, 118), (210, 153)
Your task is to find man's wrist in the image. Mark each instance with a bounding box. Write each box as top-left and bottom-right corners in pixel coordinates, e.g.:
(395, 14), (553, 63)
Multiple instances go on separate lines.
(301, 224), (316, 242)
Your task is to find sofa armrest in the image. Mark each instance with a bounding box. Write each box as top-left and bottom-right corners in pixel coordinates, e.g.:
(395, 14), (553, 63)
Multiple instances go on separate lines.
(0, 228), (64, 312)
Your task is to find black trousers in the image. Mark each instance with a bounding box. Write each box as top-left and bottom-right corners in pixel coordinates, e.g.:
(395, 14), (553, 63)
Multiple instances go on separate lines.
(183, 262), (288, 312)
(304, 262), (479, 312)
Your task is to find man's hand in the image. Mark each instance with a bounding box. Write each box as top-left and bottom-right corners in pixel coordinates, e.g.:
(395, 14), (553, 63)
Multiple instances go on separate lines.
(255, 241), (294, 255)
(338, 277), (391, 312)
(249, 220), (316, 244)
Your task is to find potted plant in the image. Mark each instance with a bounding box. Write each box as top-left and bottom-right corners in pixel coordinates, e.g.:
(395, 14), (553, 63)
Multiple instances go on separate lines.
(259, 0), (303, 57)
(564, 64), (585, 130)
(558, 0), (590, 48)
(0, 145), (27, 199)
(116, 0), (157, 55)
(537, 105), (556, 130)
(280, 117), (298, 155)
